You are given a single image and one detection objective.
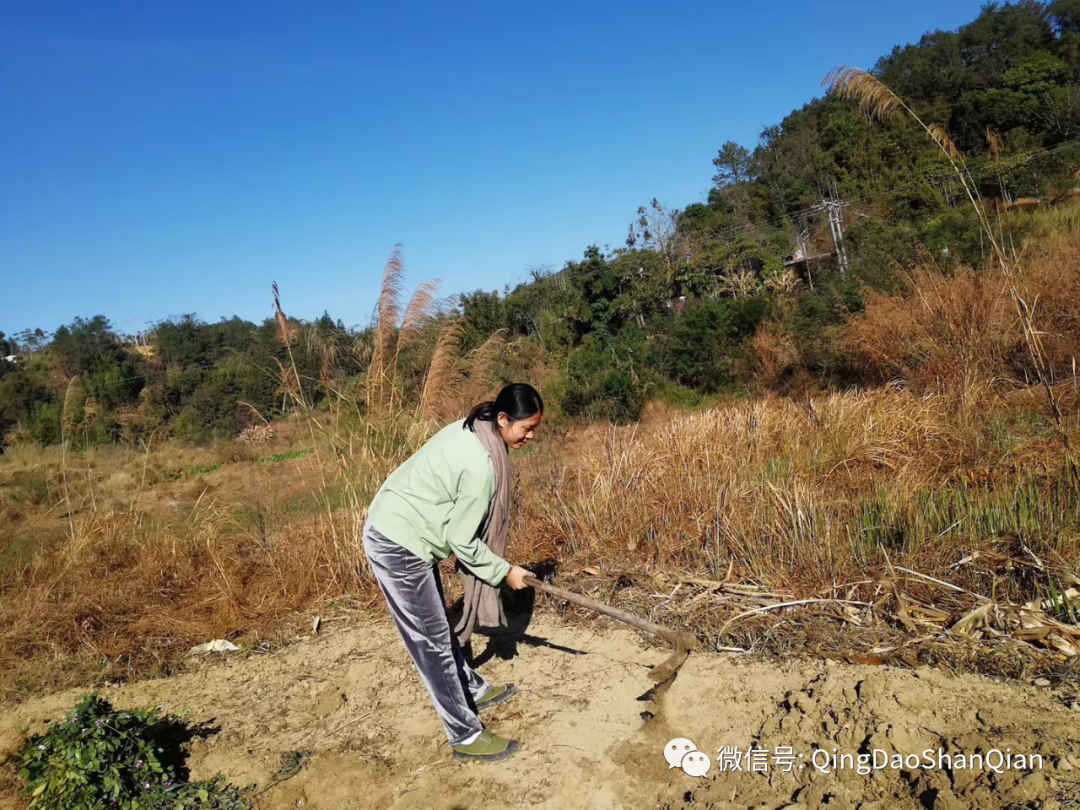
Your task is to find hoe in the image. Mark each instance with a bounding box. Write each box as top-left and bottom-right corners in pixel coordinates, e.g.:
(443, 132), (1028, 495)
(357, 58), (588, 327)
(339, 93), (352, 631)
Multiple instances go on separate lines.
(524, 575), (698, 682)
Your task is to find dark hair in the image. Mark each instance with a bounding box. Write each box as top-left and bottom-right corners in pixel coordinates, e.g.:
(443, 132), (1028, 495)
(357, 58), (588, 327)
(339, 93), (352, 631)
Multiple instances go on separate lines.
(464, 383), (544, 431)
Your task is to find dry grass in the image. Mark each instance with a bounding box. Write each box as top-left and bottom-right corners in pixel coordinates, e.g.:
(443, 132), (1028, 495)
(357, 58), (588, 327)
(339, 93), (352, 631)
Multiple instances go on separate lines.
(511, 392), (1080, 675)
(522, 393), (975, 581)
(2, 381), (1078, 699)
(844, 228), (1080, 403)
(0, 423), (363, 689)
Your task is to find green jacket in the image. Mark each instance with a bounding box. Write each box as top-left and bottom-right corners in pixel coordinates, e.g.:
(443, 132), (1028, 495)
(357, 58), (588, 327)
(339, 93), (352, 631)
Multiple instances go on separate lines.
(367, 419), (511, 586)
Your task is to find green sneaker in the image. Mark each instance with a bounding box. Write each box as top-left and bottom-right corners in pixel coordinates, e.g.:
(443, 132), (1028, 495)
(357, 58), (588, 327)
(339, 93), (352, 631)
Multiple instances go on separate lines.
(452, 729), (521, 762)
(475, 683), (517, 712)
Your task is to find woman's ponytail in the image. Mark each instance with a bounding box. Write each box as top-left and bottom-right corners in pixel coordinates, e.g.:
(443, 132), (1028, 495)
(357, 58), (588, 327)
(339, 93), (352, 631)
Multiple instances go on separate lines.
(463, 400), (498, 430)
(463, 383), (544, 432)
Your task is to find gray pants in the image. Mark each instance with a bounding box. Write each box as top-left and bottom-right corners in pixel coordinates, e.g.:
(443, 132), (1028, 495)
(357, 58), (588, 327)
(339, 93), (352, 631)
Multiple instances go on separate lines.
(362, 522), (490, 745)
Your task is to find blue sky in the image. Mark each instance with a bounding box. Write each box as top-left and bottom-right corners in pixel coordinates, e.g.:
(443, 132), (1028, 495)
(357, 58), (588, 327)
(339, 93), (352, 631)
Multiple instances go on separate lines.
(1, 0), (987, 336)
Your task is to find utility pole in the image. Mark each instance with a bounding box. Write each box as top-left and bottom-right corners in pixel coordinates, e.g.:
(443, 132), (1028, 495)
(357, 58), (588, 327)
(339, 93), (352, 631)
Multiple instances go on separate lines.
(814, 191), (849, 276)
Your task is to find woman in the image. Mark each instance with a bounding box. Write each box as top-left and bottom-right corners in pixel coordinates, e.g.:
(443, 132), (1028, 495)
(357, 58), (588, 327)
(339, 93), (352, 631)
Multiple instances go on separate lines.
(361, 383), (542, 762)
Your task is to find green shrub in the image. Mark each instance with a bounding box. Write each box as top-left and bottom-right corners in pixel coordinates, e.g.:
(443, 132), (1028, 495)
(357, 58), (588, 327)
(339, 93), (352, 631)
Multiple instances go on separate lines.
(597, 369), (645, 424)
(654, 382), (719, 410)
(661, 296), (769, 392)
(559, 385), (590, 419)
(27, 400), (64, 446)
(557, 338), (647, 424)
(17, 693), (249, 809)
(559, 369), (645, 425)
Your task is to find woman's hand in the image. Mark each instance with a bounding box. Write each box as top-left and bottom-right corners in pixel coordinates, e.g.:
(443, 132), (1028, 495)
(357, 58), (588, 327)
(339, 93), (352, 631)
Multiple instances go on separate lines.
(505, 565), (536, 590)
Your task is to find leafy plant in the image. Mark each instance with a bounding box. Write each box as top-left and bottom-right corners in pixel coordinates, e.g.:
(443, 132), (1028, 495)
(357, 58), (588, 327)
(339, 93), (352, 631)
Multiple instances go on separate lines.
(255, 449), (310, 464)
(185, 462), (224, 477)
(17, 693), (249, 809)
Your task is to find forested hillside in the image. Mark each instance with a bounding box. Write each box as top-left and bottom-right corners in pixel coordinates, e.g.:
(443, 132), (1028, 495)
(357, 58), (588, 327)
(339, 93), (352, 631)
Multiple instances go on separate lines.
(3, 0), (1080, 449)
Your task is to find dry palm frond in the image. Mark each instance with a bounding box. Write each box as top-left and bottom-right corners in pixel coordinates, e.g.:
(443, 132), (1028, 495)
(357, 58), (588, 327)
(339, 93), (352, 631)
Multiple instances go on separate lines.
(418, 318), (467, 420)
(464, 328), (507, 407)
(823, 66), (903, 122)
(272, 282), (298, 347)
(986, 128), (1003, 161)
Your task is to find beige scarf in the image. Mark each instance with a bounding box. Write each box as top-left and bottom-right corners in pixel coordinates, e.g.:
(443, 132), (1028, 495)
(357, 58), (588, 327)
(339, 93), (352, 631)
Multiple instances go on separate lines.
(453, 419), (511, 647)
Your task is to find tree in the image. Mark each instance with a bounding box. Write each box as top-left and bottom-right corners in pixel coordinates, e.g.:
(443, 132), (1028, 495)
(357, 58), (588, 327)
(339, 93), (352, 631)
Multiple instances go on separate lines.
(15, 328), (49, 353)
(660, 297), (769, 392)
(956, 1), (1056, 88)
(712, 141), (757, 219)
(460, 290), (507, 336)
(0, 365), (53, 441)
(152, 315), (212, 367)
(1002, 50), (1071, 94)
(712, 141), (754, 188)
(1052, 0), (1080, 62)
(626, 198), (684, 275)
(1052, 0), (1080, 34)
(51, 316), (123, 377)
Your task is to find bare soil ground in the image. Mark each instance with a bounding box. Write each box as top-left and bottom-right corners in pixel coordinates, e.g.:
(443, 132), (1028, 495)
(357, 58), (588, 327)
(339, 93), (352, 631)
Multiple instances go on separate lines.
(3, 614), (1079, 810)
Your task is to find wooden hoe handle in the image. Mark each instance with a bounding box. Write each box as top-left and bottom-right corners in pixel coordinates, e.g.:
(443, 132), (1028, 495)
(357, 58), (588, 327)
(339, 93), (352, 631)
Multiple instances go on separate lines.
(523, 575), (696, 650)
